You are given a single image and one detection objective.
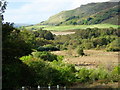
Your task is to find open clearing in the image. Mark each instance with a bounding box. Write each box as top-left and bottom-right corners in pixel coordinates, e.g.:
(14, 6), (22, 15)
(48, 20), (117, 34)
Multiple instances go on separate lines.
(51, 31), (75, 35)
(25, 24), (119, 31)
(52, 50), (119, 69)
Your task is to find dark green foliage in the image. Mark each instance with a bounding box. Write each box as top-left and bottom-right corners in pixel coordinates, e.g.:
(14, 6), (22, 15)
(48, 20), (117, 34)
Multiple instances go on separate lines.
(26, 59), (60, 86)
(2, 23), (35, 89)
(2, 23), (33, 62)
(77, 47), (85, 56)
(76, 68), (91, 82)
(37, 44), (60, 51)
(31, 51), (60, 61)
(2, 61), (35, 89)
(34, 30), (54, 40)
(20, 57), (76, 86)
(106, 38), (120, 51)
(50, 60), (76, 85)
(110, 64), (120, 82)
(0, 0), (7, 20)
(35, 38), (53, 47)
(55, 27), (119, 51)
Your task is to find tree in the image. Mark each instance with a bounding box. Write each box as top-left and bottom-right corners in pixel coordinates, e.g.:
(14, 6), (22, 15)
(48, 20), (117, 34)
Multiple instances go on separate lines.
(0, 0), (7, 20)
(2, 23), (35, 89)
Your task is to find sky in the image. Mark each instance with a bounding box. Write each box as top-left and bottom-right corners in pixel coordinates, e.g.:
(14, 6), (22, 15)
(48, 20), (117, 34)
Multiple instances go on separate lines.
(4, 0), (110, 24)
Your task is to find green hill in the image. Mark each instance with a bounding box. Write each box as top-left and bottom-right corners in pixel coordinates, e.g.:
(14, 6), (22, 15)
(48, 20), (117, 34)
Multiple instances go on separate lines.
(40, 2), (119, 25)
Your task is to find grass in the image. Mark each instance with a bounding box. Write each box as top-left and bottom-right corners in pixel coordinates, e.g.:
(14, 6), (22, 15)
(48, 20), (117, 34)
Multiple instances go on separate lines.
(25, 25), (48, 30)
(51, 50), (118, 69)
(25, 24), (120, 31)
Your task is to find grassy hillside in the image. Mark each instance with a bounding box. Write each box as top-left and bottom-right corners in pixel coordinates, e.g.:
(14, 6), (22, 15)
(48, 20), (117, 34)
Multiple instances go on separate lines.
(25, 24), (119, 31)
(40, 2), (119, 25)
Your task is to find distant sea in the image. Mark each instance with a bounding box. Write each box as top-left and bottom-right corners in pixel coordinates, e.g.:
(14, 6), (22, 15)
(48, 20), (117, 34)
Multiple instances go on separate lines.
(13, 23), (33, 28)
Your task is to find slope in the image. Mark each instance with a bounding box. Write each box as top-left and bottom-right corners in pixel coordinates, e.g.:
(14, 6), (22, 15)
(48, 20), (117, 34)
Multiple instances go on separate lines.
(40, 2), (119, 25)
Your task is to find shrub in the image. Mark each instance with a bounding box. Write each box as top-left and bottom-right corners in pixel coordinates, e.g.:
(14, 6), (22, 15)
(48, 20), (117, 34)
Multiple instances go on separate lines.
(20, 55), (33, 63)
(37, 44), (60, 51)
(77, 47), (85, 56)
(27, 59), (60, 86)
(76, 67), (110, 83)
(50, 60), (76, 85)
(31, 51), (58, 61)
(106, 39), (120, 51)
(110, 65), (120, 82)
(76, 68), (91, 82)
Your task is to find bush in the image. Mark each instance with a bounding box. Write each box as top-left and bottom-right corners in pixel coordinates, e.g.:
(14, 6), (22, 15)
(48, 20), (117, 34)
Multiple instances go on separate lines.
(37, 44), (59, 51)
(27, 59), (60, 86)
(50, 60), (76, 85)
(20, 57), (75, 86)
(76, 68), (91, 82)
(76, 67), (110, 83)
(106, 39), (120, 51)
(110, 65), (120, 82)
(31, 51), (58, 61)
(77, 47), (85, 56)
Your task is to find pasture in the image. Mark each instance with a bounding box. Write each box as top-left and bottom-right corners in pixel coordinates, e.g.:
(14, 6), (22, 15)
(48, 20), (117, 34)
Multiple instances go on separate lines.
(25, 24), (120, 31)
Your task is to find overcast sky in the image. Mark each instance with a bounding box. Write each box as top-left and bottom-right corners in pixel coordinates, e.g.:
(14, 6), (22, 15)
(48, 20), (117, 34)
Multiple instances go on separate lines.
(4, 0), (109, 24)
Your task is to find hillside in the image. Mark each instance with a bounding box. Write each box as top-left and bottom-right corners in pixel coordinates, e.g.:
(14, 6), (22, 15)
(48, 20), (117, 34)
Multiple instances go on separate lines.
(40, 2), (119, 25)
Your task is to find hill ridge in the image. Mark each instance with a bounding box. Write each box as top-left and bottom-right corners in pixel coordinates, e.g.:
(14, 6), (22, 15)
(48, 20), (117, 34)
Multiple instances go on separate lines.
(40, 2), (119, 25)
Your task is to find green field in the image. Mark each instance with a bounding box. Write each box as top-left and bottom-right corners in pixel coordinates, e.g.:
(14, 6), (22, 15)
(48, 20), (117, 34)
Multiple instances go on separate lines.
(25, 25), (48, 30)
(25, 24), (120, 31)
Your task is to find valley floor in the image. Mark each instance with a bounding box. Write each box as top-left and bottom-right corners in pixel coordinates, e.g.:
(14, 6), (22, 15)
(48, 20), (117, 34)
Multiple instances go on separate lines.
(52, 50), (119, 69)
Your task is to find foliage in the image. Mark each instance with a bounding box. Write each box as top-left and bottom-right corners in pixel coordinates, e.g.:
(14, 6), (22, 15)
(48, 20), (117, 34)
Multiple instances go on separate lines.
(0, 0), (7, 20)
(34, 30), (54, 40)
(106, 38), (120, 51)
(75, 67), (119, 83)
(76, 68), (91, 82)
(37, 44), (60, 51)
(2, 60), (35, 89)
(31, 51), (63, 62)
(55, 27), (119, 51)
(35, 38), (53, 47)
(50, 60), (76, 85)
(77, 47), (85, 56)
(20, 56), (76, 86)
(2, 23), (34, 63)
(26, 59), (60, 86)
(109, 64), (120, 82)
(2, 23), (35, 89)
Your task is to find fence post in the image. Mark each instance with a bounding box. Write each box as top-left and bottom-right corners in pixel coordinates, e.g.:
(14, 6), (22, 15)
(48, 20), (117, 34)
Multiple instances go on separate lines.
(22, 86), (25, 90)
(57, 85), (59, 90)
(48, 86), (50, 90)
(64, 86), (66, 90)
(38, 85), (40, 90)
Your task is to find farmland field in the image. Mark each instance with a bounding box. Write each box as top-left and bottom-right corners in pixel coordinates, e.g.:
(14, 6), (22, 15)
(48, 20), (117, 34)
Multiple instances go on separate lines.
(25, 24), (120, 31)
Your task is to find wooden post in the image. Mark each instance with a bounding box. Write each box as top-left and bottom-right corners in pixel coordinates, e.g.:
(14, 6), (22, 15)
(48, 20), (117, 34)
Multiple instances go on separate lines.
(22, 86), (25, 90)
(57, 85), (59, 90)
(38, 85), (40, 90)
(48, 86), (50, 90)
(64, 86), (66, 90)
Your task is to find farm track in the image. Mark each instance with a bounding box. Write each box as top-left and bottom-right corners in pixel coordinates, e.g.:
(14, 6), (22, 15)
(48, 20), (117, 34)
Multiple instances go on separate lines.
(51, 31), (75, 35)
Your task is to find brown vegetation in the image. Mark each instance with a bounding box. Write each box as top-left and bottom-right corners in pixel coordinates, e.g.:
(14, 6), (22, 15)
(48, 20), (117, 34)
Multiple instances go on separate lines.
(52, 50), (118, 69)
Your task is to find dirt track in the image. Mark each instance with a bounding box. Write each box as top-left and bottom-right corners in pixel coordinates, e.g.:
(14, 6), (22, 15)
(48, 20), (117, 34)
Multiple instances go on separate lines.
(51, 31), (75, 35)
